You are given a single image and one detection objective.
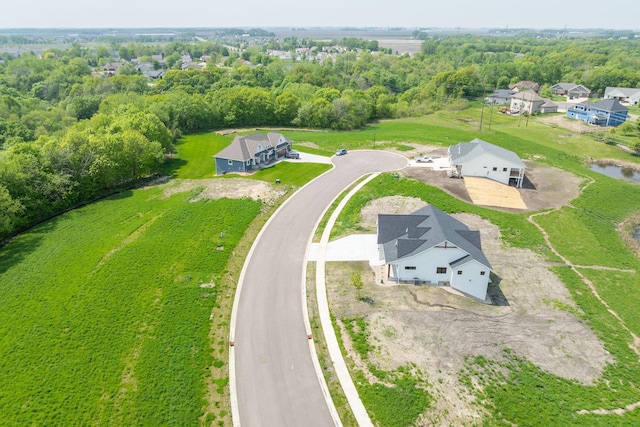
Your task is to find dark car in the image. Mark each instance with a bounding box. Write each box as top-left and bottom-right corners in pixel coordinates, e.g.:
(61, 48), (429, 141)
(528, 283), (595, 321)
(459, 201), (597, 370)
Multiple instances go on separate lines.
(336, 149), (347, 156)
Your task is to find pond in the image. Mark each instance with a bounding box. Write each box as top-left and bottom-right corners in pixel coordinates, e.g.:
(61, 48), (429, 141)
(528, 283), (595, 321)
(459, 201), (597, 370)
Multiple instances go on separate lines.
(589, 163), (640, 183)
(634, 226), (640, 244)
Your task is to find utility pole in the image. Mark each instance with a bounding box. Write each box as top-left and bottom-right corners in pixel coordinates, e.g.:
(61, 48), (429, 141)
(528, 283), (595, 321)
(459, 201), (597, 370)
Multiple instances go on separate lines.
(373, 132), (376, 149)
(488, 101), (494, 131)
(525, 90), (532, 126)
(479, 100), (485, 131)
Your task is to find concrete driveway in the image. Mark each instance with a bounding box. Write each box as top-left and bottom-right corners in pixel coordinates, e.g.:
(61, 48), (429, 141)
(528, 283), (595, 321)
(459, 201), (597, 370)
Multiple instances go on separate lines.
(283, 152), (332, 164)
(231, 151), (407, 426)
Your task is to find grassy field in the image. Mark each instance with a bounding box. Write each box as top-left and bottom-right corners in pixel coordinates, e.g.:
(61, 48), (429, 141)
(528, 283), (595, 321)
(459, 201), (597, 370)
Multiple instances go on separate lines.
(0, 188), (260, 425)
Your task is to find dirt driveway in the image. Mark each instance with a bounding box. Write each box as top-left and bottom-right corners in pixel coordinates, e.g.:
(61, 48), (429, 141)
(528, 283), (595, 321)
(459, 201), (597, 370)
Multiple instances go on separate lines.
(327, 201), (612, 425)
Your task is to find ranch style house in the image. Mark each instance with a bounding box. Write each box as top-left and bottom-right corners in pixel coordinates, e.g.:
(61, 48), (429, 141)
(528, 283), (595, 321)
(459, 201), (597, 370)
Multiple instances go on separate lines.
(551, 83), (591, 98)
(604, 87), (640, 106)
(377, 205), (492, 301)
(214, 132), (292, 175)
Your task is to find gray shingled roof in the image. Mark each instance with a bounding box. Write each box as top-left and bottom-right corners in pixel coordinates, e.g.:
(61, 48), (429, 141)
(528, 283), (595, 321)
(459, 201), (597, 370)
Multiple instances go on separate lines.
(448, 138), (525, 169)
(604, 87), (640, 97)
(576, 98), (628, 113)
(377, 205), (491, 269)
(510, 91), (544, 101)
(489, 89), (515, 97)
(553, 82), (577, 91)
(214, 132), (291, 162)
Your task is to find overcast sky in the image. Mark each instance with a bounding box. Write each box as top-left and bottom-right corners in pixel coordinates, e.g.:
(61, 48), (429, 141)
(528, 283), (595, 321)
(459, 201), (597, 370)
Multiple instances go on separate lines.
(2, 0), (639, 30)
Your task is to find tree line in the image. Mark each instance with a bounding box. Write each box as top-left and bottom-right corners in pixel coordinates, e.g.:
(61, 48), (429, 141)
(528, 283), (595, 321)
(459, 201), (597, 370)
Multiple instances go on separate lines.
(1, 35), (640, 241)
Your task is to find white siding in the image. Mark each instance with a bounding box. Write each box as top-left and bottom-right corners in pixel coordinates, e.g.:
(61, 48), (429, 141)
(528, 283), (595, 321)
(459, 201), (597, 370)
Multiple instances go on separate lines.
(449, 260), (490, 300)
(458, 152), (516, 186)
(390, 243), (467, 284)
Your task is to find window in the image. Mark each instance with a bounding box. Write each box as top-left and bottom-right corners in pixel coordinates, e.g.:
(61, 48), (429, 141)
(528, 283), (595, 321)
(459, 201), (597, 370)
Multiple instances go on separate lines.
(436, 267), (447, 274)
(492, 167), (497, 171)
(503, 167), (508, 172)
(227, 160), (233, 166)
(457, 270), (463, 275)
(246, 160), (251, 166)
(405, 266), (416, 270)
(480, 271), (486, 276)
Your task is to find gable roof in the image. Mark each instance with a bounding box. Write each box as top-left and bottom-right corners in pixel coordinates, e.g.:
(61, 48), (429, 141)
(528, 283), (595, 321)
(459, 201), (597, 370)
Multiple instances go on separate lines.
(377, 205), (491, 268)
(488, 89), (515, 98)
(508, 81), (540, 92)
(510, 91), (544, 102)
(448, 138), (525, 169)
(577, 98), (628, 113)
(214, 132), (291, 162)
(604, 87), (640, 97)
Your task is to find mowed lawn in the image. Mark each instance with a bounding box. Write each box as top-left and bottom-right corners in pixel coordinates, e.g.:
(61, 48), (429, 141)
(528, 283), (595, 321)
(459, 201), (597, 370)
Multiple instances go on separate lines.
(0, 187), (261, 425)
(165, 132), (232, 179)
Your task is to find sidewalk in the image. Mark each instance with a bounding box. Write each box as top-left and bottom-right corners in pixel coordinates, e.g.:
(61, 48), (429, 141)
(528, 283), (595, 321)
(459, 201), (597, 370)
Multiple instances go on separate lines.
(314, 175), (377, 427)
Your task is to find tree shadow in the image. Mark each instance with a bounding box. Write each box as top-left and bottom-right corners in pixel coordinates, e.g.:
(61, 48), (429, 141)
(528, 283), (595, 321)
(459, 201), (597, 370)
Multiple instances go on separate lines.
(487, 273), (510, 306)
(159, 157), (188, 177)
(0, 221), (55, 275)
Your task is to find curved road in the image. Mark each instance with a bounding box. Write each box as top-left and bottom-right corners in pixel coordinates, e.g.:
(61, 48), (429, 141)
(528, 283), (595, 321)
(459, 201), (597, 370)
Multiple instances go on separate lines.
(231, 151), (407, 426)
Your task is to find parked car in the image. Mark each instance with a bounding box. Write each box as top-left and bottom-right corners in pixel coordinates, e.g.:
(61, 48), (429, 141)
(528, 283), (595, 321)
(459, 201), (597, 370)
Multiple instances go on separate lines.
(286, 150), (300, 159)
(336, 149), (347, 156)
(415, 156), (433, 163)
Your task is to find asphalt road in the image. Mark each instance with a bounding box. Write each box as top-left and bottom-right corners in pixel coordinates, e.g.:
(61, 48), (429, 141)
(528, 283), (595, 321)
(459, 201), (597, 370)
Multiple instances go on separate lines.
(232, 151), (407, 426)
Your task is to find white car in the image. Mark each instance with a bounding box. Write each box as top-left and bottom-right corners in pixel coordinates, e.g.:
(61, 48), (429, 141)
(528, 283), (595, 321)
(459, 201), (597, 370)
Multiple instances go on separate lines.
(415, 156), (433, 163)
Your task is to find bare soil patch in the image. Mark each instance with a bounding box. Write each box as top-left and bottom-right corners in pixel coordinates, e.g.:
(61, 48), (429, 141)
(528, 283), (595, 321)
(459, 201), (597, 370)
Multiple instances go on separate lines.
(537, 114), (598, 134)
(327, 200), (611, 425)
(161, 178), (287, 205)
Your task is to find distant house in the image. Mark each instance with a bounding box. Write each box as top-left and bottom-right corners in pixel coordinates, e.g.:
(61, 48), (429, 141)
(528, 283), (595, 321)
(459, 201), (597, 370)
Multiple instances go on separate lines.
(144, 70), (165, 79)
(604, 87), (640, 106)
(377, 205), (492, 301)
(509, 91), (546, 115)
(102, 61), (128, 76)
(566, 99), (629, 127)
(214, 132), (293, 175)
(448, 138), (526, 187)
(539, 99), (559, 113)
(181, 61), (203, 71)
(508, 81), (540, 93)
(486, 89), (515, 105)
(551, 83), (591, 98)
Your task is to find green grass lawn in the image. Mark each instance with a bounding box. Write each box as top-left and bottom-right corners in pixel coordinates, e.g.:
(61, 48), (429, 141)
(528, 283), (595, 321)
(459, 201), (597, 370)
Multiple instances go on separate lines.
(244, 161), (332, 186)
(0, 187), (260, 425)
(163, 132), (232, 179)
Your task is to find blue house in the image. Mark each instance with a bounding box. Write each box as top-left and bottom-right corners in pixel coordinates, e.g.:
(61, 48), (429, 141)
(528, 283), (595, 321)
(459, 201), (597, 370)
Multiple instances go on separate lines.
(566, 99), (629, 127)
(214, 132), (292, 175)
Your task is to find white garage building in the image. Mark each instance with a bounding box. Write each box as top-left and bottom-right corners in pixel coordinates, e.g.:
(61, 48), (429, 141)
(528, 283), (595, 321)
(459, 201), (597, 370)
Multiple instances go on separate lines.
(448, 138), (526, 188)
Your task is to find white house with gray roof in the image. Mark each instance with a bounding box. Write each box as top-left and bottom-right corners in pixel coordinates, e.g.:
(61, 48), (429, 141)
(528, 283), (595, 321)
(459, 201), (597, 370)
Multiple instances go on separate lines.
(448, 139), (526, 187)
(377, 205), (492, 301)
(214, 132), (292, 175)
(604, 87), (640, 106)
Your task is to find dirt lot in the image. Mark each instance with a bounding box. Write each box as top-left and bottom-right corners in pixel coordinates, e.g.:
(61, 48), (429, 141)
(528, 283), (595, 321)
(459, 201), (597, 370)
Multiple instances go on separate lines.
(160, 178), (288, 205)
(327, 200), (612, 425)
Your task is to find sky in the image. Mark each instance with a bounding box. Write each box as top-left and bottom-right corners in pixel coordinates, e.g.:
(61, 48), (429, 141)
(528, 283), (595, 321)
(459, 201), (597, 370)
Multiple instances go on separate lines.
(1, 0), (639, 30)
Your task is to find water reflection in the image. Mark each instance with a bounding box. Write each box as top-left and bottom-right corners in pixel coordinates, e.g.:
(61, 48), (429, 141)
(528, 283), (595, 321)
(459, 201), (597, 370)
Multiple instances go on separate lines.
(590, 164), (640, 183)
